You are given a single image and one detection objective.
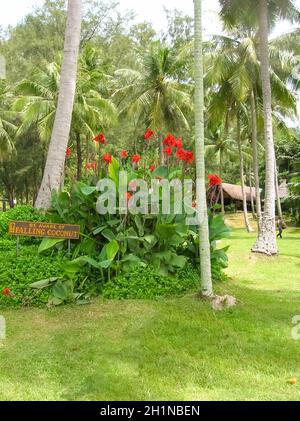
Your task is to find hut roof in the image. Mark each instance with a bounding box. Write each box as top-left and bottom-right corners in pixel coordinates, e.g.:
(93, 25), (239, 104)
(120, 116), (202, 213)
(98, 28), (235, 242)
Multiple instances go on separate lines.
(222, 183), (259, 202)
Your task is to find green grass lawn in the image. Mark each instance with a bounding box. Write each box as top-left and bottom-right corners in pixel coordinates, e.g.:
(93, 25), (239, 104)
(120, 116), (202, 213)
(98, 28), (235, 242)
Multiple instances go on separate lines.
(1, 214), (300, 401)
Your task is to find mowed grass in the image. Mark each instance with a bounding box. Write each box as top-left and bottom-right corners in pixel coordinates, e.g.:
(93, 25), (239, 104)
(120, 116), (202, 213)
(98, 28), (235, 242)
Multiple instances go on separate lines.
(1, 214), (300, 401)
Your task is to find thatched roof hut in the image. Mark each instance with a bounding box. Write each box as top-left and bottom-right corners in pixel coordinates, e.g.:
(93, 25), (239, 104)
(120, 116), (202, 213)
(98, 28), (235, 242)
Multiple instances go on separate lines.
(222, 183), (258, 202)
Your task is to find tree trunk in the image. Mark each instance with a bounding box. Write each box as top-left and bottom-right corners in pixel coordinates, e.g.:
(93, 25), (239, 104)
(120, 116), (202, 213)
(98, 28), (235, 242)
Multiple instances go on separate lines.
(8, 189), (15, 208)
(275, 162), (283, 220)
(250, 90), (262, 232)
(252, 0), (277, 255)
(219, 150), (225, 213)
(194, 0), (213, 298)
(249, 166), (256, 220)
(35, 0), (82, 210)
(85, 136), (90, 175)
(76, 132), (82, 180)
(237, 116), (253, 233)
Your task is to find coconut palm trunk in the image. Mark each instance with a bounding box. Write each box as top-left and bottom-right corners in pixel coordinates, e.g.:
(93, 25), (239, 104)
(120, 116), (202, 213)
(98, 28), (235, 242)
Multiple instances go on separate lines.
(237, 116), (252, 233)
(194, 0), (213, 298)
(249, 166), (256, 219)
(35, 0), (82, 210)
(252, 0), (277, 255)
(250, 90), (262, 231)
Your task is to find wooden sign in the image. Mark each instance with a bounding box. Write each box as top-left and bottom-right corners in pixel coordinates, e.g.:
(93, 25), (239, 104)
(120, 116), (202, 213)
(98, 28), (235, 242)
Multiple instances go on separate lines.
(9, 221), (80, 240)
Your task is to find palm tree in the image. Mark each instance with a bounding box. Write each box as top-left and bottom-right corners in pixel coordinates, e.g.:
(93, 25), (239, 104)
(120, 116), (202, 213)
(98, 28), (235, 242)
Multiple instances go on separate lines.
(219, 0), (300, 254)
(14, 56), (117, 182)
(0, 81), (16, 160)
(113, 41), (193, 159)
(194, 0), (213, 298)
(35, 0), (82, 210)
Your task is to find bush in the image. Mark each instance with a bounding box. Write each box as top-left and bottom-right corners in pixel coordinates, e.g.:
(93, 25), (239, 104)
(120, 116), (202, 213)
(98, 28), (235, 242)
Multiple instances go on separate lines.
(0, 245), (68, 306)
(102, 264), (199, 299)
(0, 205), (48, 239)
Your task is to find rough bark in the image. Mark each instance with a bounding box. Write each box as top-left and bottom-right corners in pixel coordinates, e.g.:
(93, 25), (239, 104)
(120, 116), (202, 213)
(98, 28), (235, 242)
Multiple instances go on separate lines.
(252, 0), (277, 255)
(250, 90), (262, 232)
(35, 0), (82, 209)
(237, 117), (253, 233)
(76, 132), (82, 180)
(194, 0), (213, 298)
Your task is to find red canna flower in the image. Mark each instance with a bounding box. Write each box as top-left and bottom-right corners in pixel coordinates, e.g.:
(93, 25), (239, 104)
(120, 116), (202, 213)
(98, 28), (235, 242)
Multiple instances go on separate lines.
(94, 132), (106, 144)
(163, 146), (172, 156)
(66, 147), (72, 158)
(92, 161), (97, 170)
(162, 132), (175, 147)
(131, 155), (141, 164)
(175, 148), (186, 161)
(2, 288), (10, 297)
(208, 174), (222, 186)
(144, 129), (154, 139)
(174, 138), (183, 149)
(125, 192), (133, 202)
(149, 165), (155, 172)
(86, 162), (92, 170)
(185, 151), (194, 164)
(102, 153), (113, 164)
(120, 150), (128, 158)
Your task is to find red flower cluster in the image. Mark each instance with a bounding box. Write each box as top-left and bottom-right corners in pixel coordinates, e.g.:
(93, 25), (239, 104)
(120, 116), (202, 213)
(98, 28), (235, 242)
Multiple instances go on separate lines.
(163, 133), (183, 149)
(120, 150), (128, 158)
(102, 153), (113, 164)
(66, 147), (72, 158)
(86, 162), (97, 171)
(163, 146), (172, 156)
(175, 148), (194, 164)
(160, 133), (194, 164)
(2, 288), (11, 297)
(144, 129), (154, 140)
(149, 165), (155, 172)
(131, 155), (141, 164)
(208, 174), (222, 186)
(94, 132), (106, 144)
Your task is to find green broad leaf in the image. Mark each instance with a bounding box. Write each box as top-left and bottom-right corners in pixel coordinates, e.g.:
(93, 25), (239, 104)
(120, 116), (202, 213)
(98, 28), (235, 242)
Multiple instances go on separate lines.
(70, 256), (100, 269)
(153, 166), (169, 178)
(99, 259), (113, 269)
(106, 240), (119, 260)
(102, 229), (116, 241)
(48, 295), (63, 306)
(38, 238), (65, 254)
(93, 226), (106, 235)
(80, 185), (97, 196)
(170, 254), (187, 268)
(52, 280), (71, 301)
(108, 157), (120, 186)
(29, 278), (59, 289)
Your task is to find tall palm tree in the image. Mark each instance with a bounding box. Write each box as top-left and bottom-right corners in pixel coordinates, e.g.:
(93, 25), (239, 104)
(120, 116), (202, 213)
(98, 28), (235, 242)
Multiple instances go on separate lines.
(194, 0), (213, 298)
(14, 57), (117, 181)
(35, 0), (82, 210)
(219, 0), (300, 254)
(113, 41), (193, 157)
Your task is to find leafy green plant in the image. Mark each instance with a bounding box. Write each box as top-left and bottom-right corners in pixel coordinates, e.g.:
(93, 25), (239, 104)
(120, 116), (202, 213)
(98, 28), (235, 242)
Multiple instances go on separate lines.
(102, 264), (199, 299)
